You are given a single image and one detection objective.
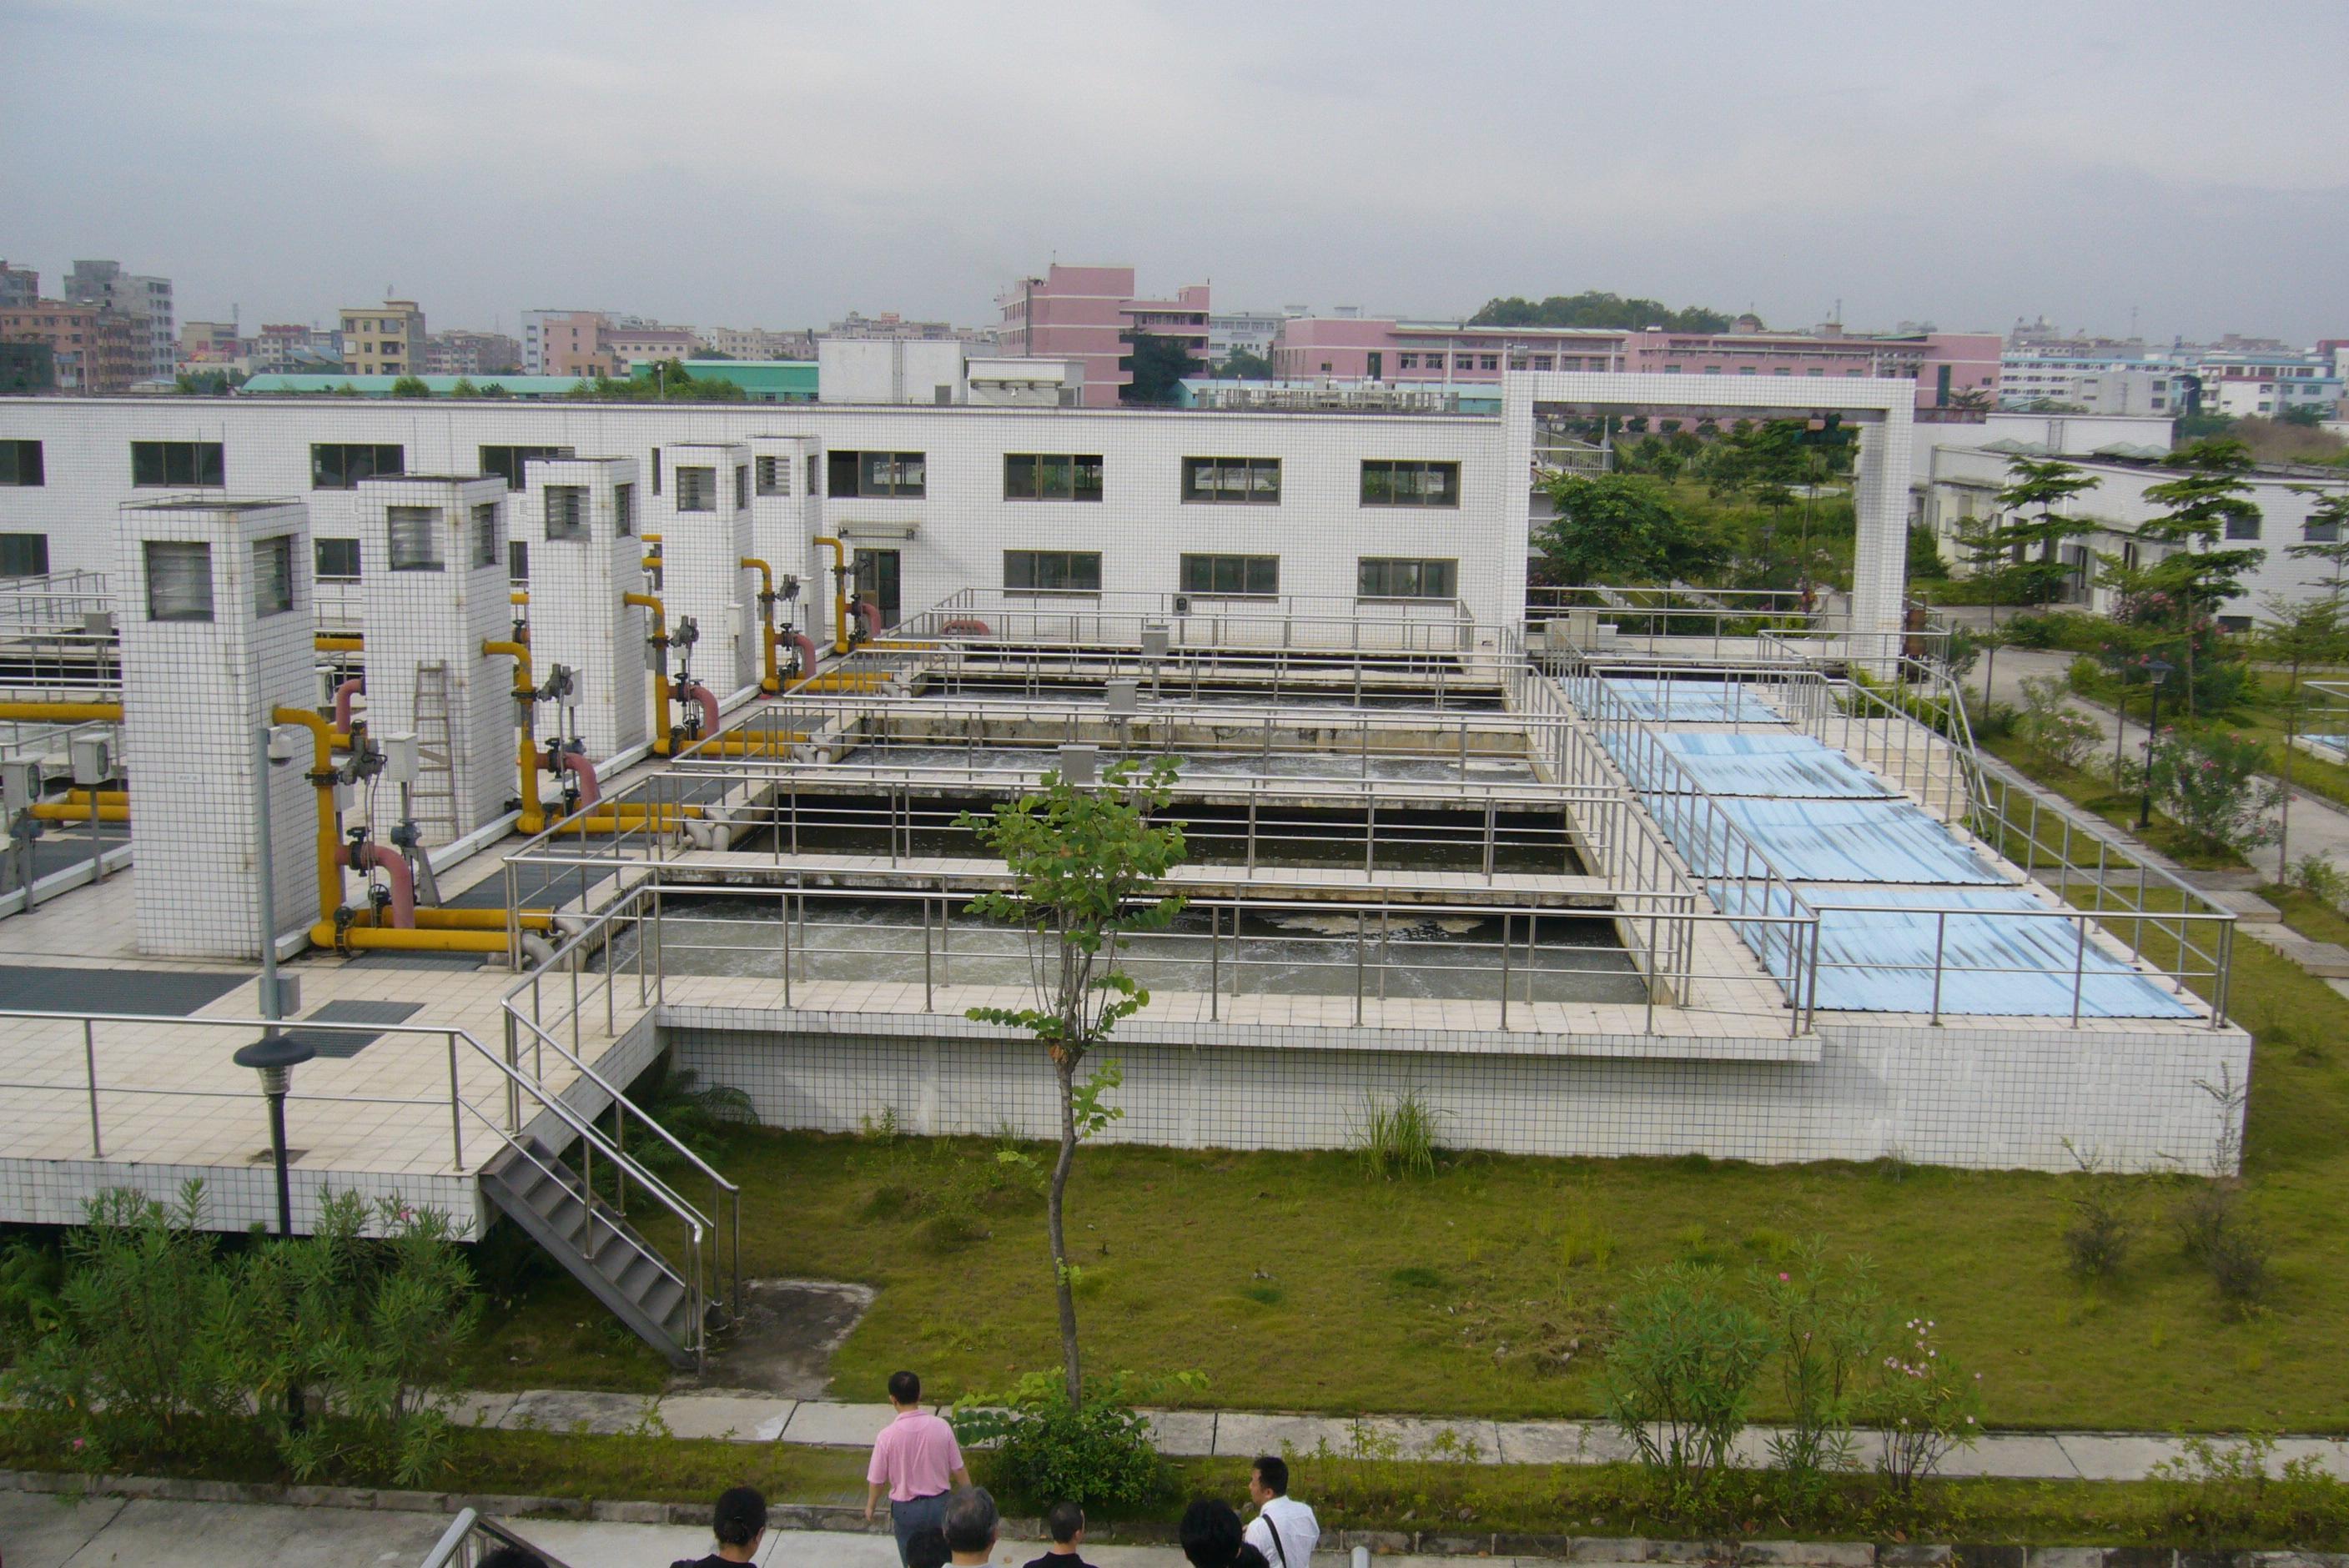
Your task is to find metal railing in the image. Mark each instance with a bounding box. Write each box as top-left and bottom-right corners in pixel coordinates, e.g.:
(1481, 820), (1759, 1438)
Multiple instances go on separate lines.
(899, 587), (1477, 653)
(0, 1003), (729, 1364)
(420, 1510), (573, 1568)
(827, 639), (1502, 706)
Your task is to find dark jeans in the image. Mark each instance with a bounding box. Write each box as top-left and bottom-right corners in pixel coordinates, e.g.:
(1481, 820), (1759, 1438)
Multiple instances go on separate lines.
(889, 1490), (949, 1565)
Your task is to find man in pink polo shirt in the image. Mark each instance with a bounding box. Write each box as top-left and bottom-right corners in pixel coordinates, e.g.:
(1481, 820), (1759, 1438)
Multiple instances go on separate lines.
(864, 1369), (972, 1566)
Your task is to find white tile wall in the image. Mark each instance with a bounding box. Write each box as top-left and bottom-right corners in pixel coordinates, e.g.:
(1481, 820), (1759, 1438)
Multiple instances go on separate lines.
(526, 458), (648, 761)
(117, 498), (319, 957)
(655, 442), (757, 700)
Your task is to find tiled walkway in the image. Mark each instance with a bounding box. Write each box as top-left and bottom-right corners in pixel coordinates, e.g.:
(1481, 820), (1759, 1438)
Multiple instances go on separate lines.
(458, 1389), (2349, 1482)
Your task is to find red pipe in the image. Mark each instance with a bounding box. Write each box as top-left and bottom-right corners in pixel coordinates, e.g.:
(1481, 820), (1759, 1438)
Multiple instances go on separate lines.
(680, 680), (720, 738)
(551, 749), (601, 809)
(333, 677), (363, 731)
(340, 840), (415, 928)
(855, 601), (882, 636)
(787, 631), (817, 678)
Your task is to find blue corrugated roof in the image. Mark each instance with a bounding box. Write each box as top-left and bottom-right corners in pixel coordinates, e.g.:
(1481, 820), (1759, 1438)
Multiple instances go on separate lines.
(1654, 732), (1893, 799)
(1599, 677), (1788, 724)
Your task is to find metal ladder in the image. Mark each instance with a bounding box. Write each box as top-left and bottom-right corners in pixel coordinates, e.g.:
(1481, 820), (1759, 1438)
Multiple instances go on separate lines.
(411, 661), (460, 843)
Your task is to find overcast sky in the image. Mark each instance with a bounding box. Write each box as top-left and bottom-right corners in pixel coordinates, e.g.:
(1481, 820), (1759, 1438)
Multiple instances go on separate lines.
(5, 0), (2342, 344)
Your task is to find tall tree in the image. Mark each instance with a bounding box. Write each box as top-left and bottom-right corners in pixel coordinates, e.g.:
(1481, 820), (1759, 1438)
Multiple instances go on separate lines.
(1119, 333), (1201, 405)
(1214, 347), (1277, 380)
(1991, 455), (2101, 606)
(958, 759), (1188, 1407)
(1469, 290), (1738, 333)
(2256, 593), (2349, 869)
(1535, 472), (1723, 586)
(2138, 440), (2266, 612)
(2286, 490), (2349, 604)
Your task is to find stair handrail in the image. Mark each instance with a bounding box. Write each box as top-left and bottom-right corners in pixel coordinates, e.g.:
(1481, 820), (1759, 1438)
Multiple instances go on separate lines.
(420, 1508), (576, 1568)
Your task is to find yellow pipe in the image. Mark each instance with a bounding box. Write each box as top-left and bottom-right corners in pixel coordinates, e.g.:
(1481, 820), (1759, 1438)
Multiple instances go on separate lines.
(309, 923), (509, 954)
(340, 906), (556, 932)
(641, 532), (661, 544)
(742, 557), (782, 692)
(622, 592), (673, 755)
(482, 640), (545, 832)
(643, 555), (662, 570)
(272, 706), (345, 928)
(32, 802), (128, 823)
(60, 789), (129, 807)
(315, 635), (363, 653)
(815, 535), (852, 654)
(691, 732), (809, 755)
(511, 591), (529, 606)
(0, 701), (120, 723)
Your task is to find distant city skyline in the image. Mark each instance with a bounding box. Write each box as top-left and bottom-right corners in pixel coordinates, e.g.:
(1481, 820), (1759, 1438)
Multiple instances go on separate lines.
(5, 1), (2343, 344)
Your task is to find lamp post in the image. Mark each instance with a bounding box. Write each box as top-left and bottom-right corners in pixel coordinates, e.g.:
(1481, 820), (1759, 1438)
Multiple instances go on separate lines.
(2136, 657), (2175, 832)
(233, 1030), (314, 1433)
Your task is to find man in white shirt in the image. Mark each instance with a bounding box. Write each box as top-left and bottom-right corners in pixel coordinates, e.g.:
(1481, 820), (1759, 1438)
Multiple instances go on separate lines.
(1242, 1455), (1318, 1567)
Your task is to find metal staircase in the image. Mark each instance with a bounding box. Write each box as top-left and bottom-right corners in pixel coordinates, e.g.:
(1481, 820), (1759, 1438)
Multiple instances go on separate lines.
(480, 1133), (704, 1367)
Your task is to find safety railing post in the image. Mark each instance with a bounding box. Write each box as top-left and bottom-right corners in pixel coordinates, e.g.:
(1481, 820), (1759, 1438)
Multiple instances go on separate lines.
(447, 1032), (465, 1172)
(1210, 905), (1220, 1021)
(1929, 911), (1948, 1026)
(83, 1017), (101, 1157)
(1498, 912), (1512, 1029)
(2070, 914), (2090, 1028)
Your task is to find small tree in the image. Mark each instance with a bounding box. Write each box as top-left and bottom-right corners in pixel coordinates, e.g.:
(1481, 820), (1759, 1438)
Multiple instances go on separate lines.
(2285, 491), (2349, 605)
(2257, 594), (2349, 867)
(1602, 1262), (1769, 1493)
(1535, 471), (1723, 586)
(389, 374), (432, 398)
(1215, 347), (1277, 380)
(1119, 333), (1202, 406)
(958, 758), (1187, 1405)
(448, 375), (480, 398)
(2140, 440), (2266, 717)
(1992, 455), (2101, 605)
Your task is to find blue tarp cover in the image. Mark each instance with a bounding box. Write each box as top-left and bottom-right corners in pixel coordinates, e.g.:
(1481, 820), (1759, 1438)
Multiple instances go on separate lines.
(1702, 797), (2006, 885)
(1653, 732), (1894, 799)
(1598, 678), (1787, 724)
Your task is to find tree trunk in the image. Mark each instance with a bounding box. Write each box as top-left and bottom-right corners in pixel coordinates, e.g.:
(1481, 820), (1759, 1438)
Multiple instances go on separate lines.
(1048, 1051), (1083, 1409)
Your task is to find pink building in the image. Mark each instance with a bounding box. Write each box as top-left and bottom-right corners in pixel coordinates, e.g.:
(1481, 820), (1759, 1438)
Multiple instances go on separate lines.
(1272, 316), (2000, 410)
(998, 264), (1210, 407)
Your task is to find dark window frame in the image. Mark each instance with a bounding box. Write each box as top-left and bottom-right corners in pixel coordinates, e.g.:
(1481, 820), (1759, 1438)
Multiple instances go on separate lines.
(1181, 455), (1281, 505)
(386, 505), (445, 571)
(1180, 552), (1279, 597)
(0, 440), (41, 487)
(1356, 556), (1459, 601)
(1003, 549), (1104, 594)
(1003, 453), (1104, 502)
(675, 465), (717, 512)
(0, 533), (49, 577)
(828, 450), (927, 499)
(143, 540), (214, 622)
(1360, 459), (1461, 508)
(307, 442), (400, 490)
(314, 537), (361, 580)
(252, 534), (296, 616)
(478, 444), (573, 491)
(133, 440), (226, 488)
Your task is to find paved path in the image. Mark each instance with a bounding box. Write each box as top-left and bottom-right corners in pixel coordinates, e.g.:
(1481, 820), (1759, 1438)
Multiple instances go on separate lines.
(0, 1490), (1584, 1568)
(460, 1388), (2349, 1483)
(1974, 645), (2349, 883)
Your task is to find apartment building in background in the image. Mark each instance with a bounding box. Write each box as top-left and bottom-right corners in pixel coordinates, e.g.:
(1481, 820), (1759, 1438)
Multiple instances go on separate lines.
(697, 324), (817, 360)
(339, 299), (426, 375)
(179, 320), (244, 365)
(425, 329), (521, 376)
(250, 324), (340, 374)
(1208, 309), (1292, 364)
(996, 264), (1212, 407)
(1271, 314), (2000, 411)
(0, 300), (141, 392)
(0, 262), (37, 310)
(63, 259), (174, 382)
(521, 309), (619, 377)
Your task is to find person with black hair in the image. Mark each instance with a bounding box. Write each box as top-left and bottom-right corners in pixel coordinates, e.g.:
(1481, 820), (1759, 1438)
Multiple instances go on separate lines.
(1019, 1499), (1094, 1567)
(905, 1525), (952, 1568)
(940, 1485), (998, 1565)
(1180, 1498), (1271, 1567)
(866, 1370), (973, 1567)
(1242, 1454), (1318, 1566)
(669, 1484), (767, 1567)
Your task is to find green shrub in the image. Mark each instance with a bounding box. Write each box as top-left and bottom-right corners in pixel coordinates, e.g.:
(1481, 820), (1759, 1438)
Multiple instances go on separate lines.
(951, 1371), (1188, 1510)
(2146, 730), (2283, 852)
(2015, 676), (2102, 771)
(1753, 1242), (1882, 1506)
(2290, 852), (2348, 910)
(2060, 1143), (2134, 1281)
(1602, 1263), (1768, 1493)
(1863, 1317), (1982, 1497)
(2149, 1432), (2349, 1547)
(1351, 1089), (1443, 1180)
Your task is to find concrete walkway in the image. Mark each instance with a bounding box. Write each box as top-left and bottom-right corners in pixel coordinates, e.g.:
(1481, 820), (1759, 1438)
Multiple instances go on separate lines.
(460, 1389), (2349, 1483)
(0, 1490), (1591, 1568)
(1974, 645), (2349, 884)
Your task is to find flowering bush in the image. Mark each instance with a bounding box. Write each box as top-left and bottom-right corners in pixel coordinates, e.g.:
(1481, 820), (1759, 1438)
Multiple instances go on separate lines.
(1753, 1244), (1882, 1507)
(1861, 1318), (1983, 1497)
(2015, 676), (2101, 771)
(2146, 730), (2283, 852)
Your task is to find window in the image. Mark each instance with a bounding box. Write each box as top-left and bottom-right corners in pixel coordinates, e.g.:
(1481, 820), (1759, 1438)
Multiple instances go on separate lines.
(651, 448), (661, 495)
(828, 450), (927, 498)
(309, 442), (399, 490)
(1361, 460), (1460, 508)
(1180, 553), (1278, 596)
(508, 540), (528, 584)
(2304, 519), (2341, 544)
(1182, 455), (1280, 504)
(2225, 514), (2261, 540)
(544, 485), (587, 540)
(806, 454), (822, 497)
(1479, 354), (1498, 370)
(735, 465), (750, 510)
(0, 534), (48, 577)
(0, 440), (40, 487)
(1357, 556), (1458, 600)
(471, 501), (500, 569)
(756, 455), (791, 495)
(314, 537), (361, 580)
(1004, 453), (1105, 501)
(675, 465), (717, 511)
(133, 440), (225, 488)
(613, 482), (634, 536)
(388, 505), (444, 570)
(1533, 355), (1554, 371)
(1398, 354), (1418, 369)
(144, 540), (213, 621)
(478, 445), (572, 490)
(2217, 615), (2253, 633)
(1003, 550), (1103, 593)
(252, 535), (295, 616)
